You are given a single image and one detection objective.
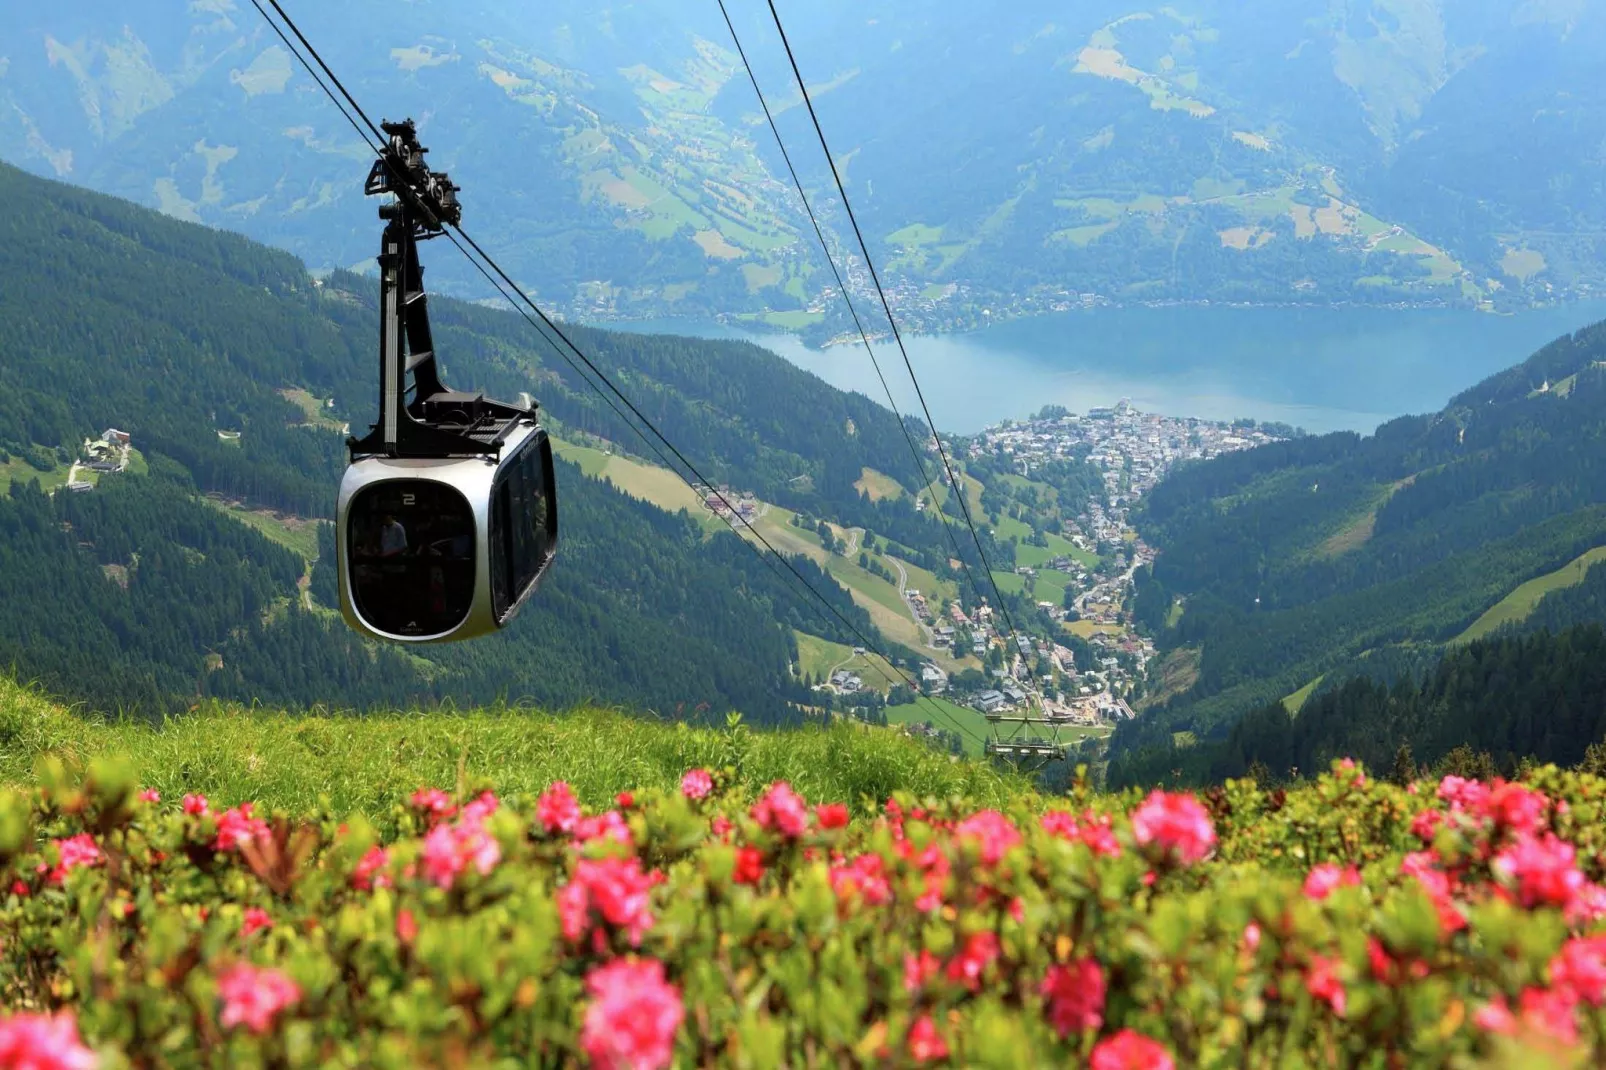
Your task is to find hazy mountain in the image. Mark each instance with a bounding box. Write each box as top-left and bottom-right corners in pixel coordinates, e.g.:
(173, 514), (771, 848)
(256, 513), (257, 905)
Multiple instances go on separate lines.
(2, 0), (1602, 324)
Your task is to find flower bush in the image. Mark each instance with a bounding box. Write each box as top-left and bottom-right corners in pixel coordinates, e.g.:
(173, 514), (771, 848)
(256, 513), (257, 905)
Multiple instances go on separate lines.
(3, 754), (1606, 1066)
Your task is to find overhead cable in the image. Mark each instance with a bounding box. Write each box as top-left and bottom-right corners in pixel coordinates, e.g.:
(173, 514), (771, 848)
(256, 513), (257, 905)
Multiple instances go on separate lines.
(757, 0), (1029, 654)
(246, 0), (986, 748)
(715, 0), (997, 619)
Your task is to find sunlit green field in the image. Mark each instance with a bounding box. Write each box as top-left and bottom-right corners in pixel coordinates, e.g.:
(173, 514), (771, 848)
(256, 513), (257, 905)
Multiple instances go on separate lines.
(0, 677), (1022, 823)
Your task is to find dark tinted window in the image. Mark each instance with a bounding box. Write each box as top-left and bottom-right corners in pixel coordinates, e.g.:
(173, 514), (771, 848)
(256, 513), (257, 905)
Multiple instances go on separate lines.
(490, 433), (556, 621)
(347, 480), (476, 637)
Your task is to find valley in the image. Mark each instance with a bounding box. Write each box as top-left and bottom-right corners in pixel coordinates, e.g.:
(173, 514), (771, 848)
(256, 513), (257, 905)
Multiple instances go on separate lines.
(11, 145), (1606, 785)
(534, 392), (1287, 762)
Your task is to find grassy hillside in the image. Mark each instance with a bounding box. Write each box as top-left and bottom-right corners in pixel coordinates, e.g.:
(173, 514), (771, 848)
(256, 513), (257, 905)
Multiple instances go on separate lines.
(0, 676), (1020, 820)
(1454, 546), (1606, 644)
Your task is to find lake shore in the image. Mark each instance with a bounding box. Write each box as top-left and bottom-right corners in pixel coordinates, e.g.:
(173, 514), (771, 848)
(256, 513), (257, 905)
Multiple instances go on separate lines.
(592, 301), (1606, 436)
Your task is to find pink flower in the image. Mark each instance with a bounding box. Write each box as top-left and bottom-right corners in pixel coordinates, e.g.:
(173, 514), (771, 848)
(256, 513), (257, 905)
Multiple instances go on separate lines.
(1302, 863), (1361, 901)
(830, 853), (891, 907)
(1437, 775), (1490, 813)
(1041, 958), (1105, 1036)
(815, 802), (850, 830)
(581, 959), (683, 1070)
(460, 790), (498, 825)
(1474, 989), (1578, 1044)
(1041, 810), (1078, 839)
(1044, 809), (1126, 858)
(538, 782), (582, 835)
(138, 788), (161, 804)
(47, 834), (101, 885)
(351, 845), (392, 891)
(1493, 833), (1585, 909)
(421, 823), (465, 889)
(1409, 809), (1443, 842)
(1474, 995), (1516, 1035)
(459, 824), (501, 877)
(1566, 882), (1606, 926)
(904, 949), (941, 993)
(182, 793), (209, 816)
(1366, 939), (1390, 983)
(751, 782), (809, 839)
(0, 1009), (96, 1070)
(1305, 954), (1347, 1016)
(557, 881), (589, 942)
(240, 907), (272, 937)
(563, 857), (657, 947)
(575, 810), (632, 847)
(945, 931), (1000, 991)
(1401, 852), (1466, 936)
(420, 815), (502, 890)
(1090, 1029), (1176, 1070)
(409, 788), (455, 821)
(1243, 922), (1262, 954)
(1130, 790), (1216, 865)
(213, 804), (268, 852)
(1486, 781), (1548, 835)
(216, 963), (300, 1034)
(906, 1015), (949, 1064)
(1518, 986), (1581, 1045)
(1551, 936), (1606, 1006)
(709, 816), (733, 839)
(905, 841), (952, 914)
(680, 768), (714, 801)
(1078, 815), (1124, 858)
(955, 810), (1022, 866)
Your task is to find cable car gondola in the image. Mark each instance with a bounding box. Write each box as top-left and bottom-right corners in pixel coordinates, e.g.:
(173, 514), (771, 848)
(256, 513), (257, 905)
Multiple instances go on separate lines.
(337, 119), (557, 643)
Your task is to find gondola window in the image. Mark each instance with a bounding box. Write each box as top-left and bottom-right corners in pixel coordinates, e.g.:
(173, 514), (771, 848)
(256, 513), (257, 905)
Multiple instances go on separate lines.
(347, 480), (477, 637)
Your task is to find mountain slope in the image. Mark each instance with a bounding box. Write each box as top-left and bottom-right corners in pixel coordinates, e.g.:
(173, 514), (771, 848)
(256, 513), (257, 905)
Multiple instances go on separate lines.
(0, 161), (922, 721)
(1113, 317), (1606, 762)
(3, 1), (1603, 324)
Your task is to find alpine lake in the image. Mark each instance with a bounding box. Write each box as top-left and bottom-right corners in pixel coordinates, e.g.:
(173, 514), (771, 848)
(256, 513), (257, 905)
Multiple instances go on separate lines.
(612, 301), (1606, 435)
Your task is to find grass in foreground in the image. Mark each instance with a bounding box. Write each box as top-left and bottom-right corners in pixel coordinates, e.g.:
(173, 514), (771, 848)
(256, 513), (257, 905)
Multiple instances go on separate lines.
(8, 754), (1606, 1065)
(0, 677), (1023, 823)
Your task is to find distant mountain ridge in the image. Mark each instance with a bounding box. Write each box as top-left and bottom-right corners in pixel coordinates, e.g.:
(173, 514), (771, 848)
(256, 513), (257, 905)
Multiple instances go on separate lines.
(2, 1), (1603, 329)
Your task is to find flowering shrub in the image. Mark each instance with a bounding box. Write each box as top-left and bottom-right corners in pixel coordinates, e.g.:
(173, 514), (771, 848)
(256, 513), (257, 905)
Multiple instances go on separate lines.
(3, 755), (1606, 1066)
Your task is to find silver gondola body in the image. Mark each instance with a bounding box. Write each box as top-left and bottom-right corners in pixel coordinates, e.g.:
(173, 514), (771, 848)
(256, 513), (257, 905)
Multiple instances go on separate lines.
(338, 422), (556, 643)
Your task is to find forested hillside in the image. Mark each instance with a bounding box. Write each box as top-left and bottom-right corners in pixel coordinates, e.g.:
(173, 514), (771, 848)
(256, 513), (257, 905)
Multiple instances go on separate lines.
(1115, 623), (1606, 786)
(0, 162), (952, 721)
(1113, 320), (1606, 780)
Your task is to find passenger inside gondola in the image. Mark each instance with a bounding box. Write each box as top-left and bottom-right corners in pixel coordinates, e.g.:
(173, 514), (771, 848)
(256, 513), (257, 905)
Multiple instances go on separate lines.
(348, 481), (475, 636)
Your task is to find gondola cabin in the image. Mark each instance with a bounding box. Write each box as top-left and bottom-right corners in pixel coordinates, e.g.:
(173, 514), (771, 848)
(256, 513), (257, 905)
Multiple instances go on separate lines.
(338, 420), (555, 642)
(335, 118), (557, 644)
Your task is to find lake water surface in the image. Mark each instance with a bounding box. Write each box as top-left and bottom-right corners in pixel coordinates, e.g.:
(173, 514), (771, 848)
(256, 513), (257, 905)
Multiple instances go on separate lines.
(612, 302), (1606, 435)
